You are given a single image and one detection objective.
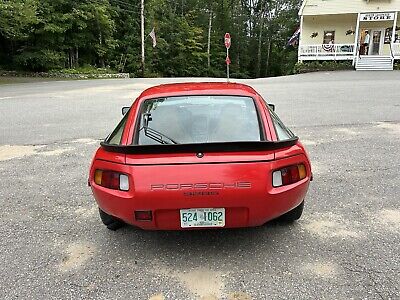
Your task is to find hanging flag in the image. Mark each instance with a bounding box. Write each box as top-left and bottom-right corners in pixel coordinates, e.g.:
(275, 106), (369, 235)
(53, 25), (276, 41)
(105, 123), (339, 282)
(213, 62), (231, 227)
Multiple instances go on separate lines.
(287, 28), (300, 47)
(322, 44), (335, 52)
(149, 27), (157, 48)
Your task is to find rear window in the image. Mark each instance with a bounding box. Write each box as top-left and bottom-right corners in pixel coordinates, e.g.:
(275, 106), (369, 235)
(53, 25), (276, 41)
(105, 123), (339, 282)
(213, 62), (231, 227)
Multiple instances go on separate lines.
(135, 95), (262, 145)
(105, 110), (129, 145)
(268, 108), (295, 141)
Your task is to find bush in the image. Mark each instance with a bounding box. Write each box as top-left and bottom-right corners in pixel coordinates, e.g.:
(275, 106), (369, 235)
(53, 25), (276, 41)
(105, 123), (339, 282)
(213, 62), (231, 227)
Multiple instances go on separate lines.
(394, 62), (400, 70)
(14, 50), (65, 71)
(230, 72), (252, 79)
(51, 65), (117, 75)
(207, 68), (227, 78)
(294, 61), (354, 74)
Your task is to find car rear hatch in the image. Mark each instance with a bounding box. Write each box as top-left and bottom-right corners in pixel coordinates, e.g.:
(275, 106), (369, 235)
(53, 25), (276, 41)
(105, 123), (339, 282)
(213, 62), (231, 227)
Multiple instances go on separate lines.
(126, 150), (275, 228)
(110, 140), (305, 228)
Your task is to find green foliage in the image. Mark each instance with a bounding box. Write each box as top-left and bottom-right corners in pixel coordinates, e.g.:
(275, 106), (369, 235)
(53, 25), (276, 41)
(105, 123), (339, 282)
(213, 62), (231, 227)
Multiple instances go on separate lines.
(294, 61), (354, 74)
(0, 0), (39, 40)
(14, 50), (65, 71)
(0, 0), (301, 77)
(51, 65), (117, 74)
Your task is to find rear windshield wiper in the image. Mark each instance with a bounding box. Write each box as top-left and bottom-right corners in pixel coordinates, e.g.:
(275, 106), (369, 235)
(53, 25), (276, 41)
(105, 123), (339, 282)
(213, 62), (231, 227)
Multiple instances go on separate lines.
(141, 126), (179, 145)
(139, 112), (179, 145)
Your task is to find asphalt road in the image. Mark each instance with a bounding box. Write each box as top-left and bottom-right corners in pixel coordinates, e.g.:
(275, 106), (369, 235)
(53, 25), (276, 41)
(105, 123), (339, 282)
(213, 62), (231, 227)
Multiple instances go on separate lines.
(0, 71), (399, 299)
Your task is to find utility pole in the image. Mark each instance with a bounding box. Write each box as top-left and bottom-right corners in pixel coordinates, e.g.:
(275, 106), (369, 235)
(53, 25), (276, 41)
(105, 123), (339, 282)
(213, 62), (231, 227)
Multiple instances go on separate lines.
(207, 9), (213, 70)
(226, 47), (230, 82)
(141, 0), (145, 77)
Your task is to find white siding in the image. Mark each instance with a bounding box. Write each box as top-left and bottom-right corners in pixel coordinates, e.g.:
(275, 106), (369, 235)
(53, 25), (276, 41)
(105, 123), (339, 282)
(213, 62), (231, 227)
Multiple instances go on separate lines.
(300, 14), (358, 45)
(301, 0), (400, 16)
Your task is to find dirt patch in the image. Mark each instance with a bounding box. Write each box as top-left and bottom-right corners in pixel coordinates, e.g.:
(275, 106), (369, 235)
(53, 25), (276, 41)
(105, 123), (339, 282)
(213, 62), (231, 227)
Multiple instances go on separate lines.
(59, 242), (95, 272)
(227, 292), (252, 300)
(149, 294), (164, 300)
(37, 147), (73, 156)
(303, 213), (361, 239)
(301, 139), (317, 146)
(333, 128), (358, 135)
(0, 144), (73, 161)
(200, 295), (219, 300)
(379, 209), (400, 230)
(310, 161), (328, 175)
(71, 138), (98, 145)
(175, 268), (224, 299)
(0, 145), (44, 161)
(377, 122), (400, 134)
(74, 205), (98, 219)
(154, 265), (225, 299)
(302, 262), (338, 279)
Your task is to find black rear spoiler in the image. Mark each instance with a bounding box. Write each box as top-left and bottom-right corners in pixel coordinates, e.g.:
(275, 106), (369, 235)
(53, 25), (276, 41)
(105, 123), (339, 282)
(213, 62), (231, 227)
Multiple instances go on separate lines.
(100, 137), (299, 154)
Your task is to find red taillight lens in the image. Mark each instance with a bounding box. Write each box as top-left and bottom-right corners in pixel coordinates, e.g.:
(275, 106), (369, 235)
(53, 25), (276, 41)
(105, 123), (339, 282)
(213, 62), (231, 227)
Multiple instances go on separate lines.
(102, 170), (120, 189)
(94, 169), (129, 191)
(281, 167), (292, 186)
(273, 164), (307, 187)
(134, 210), (153, 221)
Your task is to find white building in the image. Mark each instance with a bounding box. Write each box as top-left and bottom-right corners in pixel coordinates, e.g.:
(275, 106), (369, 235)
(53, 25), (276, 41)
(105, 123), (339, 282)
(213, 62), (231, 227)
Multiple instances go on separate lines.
(298, 0), (400, 70)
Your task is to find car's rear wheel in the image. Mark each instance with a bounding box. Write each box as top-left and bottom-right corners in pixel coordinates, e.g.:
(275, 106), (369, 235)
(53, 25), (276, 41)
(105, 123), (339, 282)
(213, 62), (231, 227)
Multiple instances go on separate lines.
(99, 208), (125, 231)
(278, 200), (304, 223)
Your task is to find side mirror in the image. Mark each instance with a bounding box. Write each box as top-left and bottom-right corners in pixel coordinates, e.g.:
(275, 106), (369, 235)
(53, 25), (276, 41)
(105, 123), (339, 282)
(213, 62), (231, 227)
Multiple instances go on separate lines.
(269, 104), (275, 111)
(122, 106), (130, 115)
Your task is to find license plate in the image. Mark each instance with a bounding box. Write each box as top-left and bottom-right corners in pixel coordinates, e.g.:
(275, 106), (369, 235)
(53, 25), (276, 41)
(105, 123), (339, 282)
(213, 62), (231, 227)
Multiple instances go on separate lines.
(180, 208), (225, 228)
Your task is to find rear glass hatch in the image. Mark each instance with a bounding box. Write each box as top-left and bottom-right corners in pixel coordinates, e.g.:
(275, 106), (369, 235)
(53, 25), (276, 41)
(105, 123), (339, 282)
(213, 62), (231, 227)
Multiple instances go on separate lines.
(101, 94), (298, 164)
(134, 95), (265, 145)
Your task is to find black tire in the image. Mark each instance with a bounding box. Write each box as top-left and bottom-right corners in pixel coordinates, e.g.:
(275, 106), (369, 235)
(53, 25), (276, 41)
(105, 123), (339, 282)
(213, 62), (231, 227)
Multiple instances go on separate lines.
(277, 201), (304, 223)
(99, 208), (125, 231)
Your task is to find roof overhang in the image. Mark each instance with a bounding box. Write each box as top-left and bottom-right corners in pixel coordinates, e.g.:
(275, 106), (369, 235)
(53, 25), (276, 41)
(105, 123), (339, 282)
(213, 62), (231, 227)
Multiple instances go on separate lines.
(299, 0), (307, 16)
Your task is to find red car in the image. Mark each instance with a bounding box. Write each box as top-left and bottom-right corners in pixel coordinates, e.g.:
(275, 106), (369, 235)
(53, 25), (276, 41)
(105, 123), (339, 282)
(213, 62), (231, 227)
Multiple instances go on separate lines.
(89, 82), (312, 230)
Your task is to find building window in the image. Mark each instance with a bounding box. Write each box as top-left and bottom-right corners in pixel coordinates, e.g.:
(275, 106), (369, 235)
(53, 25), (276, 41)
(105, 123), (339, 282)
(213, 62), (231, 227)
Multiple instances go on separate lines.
(323, 31), (335, 44)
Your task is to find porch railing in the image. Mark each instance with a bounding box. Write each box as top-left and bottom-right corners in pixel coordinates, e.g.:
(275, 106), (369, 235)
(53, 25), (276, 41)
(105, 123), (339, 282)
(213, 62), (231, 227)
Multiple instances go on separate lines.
(391, 43), (400, 58)
(299, 44), (355, 58)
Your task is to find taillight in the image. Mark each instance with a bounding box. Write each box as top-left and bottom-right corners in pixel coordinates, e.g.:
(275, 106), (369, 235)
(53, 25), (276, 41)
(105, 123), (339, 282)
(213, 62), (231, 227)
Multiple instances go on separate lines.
(94, 169), (129, 191)
(272, 164), (307, 187)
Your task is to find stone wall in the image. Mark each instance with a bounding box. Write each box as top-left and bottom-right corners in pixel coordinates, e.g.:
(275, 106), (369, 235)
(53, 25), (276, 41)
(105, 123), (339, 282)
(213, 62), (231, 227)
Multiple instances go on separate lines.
(0, 71), (130, 79)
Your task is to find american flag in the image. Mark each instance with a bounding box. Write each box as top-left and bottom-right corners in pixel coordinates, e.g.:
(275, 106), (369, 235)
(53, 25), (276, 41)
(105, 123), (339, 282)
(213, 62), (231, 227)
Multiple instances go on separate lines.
(287, 28), (300, 47)
(149, 27), (157, 48)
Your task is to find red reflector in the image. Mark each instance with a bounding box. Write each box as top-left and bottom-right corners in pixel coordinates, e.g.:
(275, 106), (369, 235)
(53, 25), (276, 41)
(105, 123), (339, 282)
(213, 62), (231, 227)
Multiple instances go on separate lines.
(281, 168), (291, 186)
(101, 170), (120, 190)
(135, 210), (153, 221)
(278, 165), (304, 186)
(289, 165), (300, 182)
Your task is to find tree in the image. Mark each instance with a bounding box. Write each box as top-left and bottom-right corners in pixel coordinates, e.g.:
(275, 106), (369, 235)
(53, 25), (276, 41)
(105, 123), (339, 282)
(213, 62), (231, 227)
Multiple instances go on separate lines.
(0, 0), (301, 77)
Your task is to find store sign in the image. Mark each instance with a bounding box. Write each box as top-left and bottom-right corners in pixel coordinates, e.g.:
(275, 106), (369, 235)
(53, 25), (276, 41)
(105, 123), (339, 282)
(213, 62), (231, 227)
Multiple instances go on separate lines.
(360, 12), (396, 21)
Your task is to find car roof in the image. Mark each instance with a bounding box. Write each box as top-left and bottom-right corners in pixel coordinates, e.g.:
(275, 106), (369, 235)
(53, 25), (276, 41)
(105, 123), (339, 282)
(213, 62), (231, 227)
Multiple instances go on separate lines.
(137, 82), (260, 101)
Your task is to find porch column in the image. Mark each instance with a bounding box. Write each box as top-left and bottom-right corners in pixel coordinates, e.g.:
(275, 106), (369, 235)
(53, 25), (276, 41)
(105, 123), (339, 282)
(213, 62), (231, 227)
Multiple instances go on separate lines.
(298, 15), (304, 62)
(391, 11), (398, 43)
(353, 13), (361, 66)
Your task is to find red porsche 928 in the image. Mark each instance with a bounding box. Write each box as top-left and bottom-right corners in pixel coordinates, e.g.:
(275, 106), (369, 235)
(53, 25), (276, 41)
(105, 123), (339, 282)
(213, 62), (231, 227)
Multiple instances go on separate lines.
(89, 82), (312, 230)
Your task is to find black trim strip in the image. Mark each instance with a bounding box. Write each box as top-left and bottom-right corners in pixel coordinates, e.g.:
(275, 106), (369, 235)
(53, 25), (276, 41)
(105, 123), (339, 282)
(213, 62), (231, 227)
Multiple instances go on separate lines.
(96, 157), (276, 166)
(100, 137), (298, 154)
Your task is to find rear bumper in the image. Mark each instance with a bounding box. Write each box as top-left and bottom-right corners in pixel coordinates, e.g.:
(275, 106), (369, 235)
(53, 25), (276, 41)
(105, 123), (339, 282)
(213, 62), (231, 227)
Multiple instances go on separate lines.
(89, 150), (312, 230)
(91, 180), (310, 230)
